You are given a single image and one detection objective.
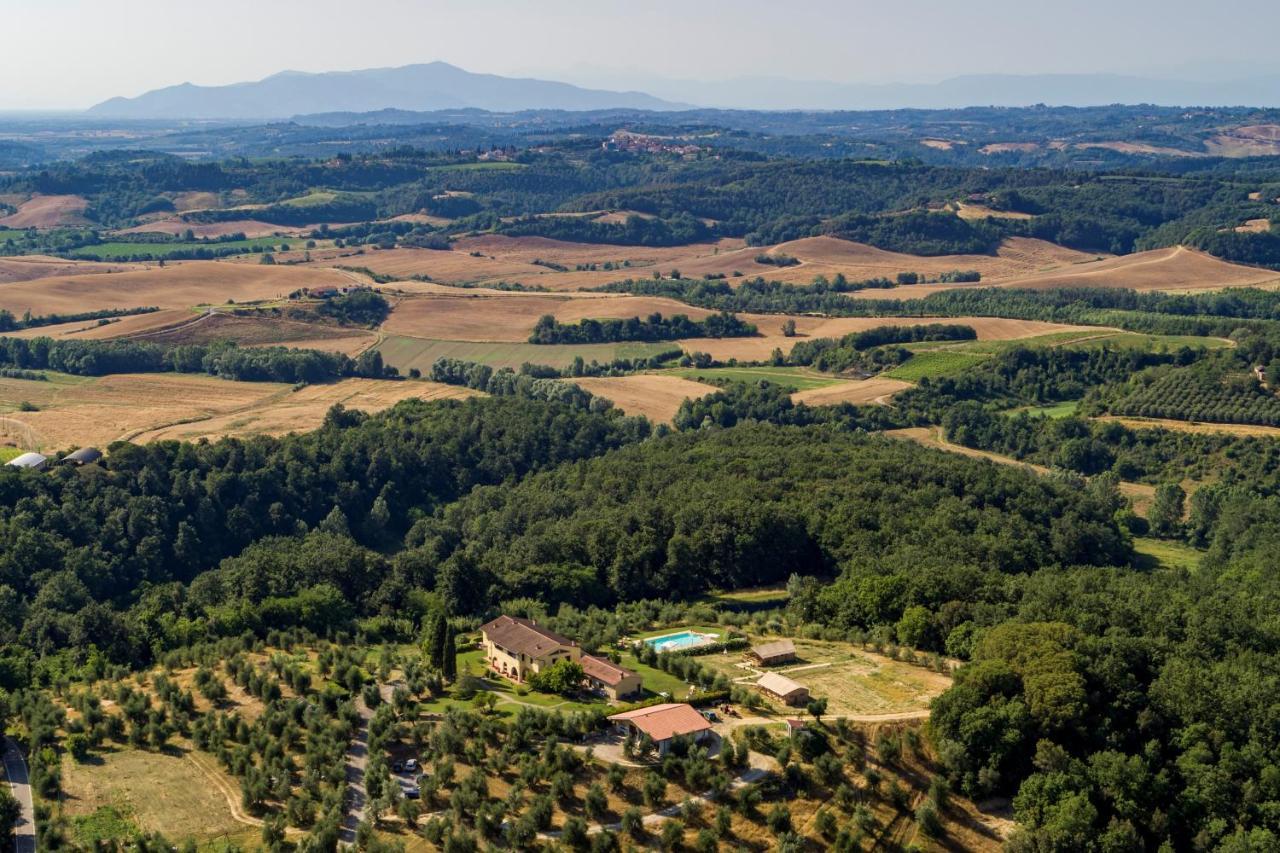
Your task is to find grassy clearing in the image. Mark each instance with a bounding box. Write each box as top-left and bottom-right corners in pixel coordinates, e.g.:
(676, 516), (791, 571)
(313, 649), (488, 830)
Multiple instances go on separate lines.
(71, 805), (141, 845)
(671, 366), (843, 392)
(377, 334), (672, 372)
(885, 350), (989, 381)
(0, 229), (27, 243)
(1010, 400), (1080, 418)
(707, 586), (790, 606)
(59, 746), (258, 847)
(1134, 537), (1205, 572)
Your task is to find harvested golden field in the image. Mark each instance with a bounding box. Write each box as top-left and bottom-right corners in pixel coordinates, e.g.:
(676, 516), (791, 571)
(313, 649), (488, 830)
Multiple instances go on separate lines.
(170, 191), (222, 212)
(678, 315), (1094, 362)
(381, 292), (712, 341)
(0, 255), (138, 284)
(792, 377), (913, 407)
(1235, 218), (1273, 233)
(1093, 415), (1280, 437)
(571, 374), (715, 421)
(730, 235), (1100, 286)
(309, 246), (547, 282)
(134, 379), (479, 443)
(980, 142), (1041, 154)
(1206, 125), (1280, 157)
(6, 308), (195, 340)
(0, 372), (476, 450)
(0, 193), (90, 227)
(128, 311), (376, 355)
(1004, 245), (1279, 291)
(0, 261), (353, 314)
(117, 219), (304, 238)
(955, 202), (1035, 220)
(1075, 141), (1201, 157)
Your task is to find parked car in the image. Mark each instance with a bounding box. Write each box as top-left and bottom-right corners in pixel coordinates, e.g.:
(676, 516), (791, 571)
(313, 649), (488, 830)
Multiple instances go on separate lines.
(404, 786), (420, 800)
(392, 761), (404, 772)
(405, 758), (418, 772)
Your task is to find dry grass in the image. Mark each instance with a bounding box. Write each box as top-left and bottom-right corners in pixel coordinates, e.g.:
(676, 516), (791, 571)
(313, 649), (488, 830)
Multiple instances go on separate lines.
(382, 293), (713, 341)
(1074, 141), (1201, 157)
(679, 316), (1093, 362)
(130, 379), (480, 443)
(117, 219), (305, 239)
(0, 261), (354, 315)
(59, 745), (258, 846)
(791, 377), (913, 407)
(0, 255), (139, 284)
(127, 311), (375, 355)
(0, 194), (89, 227)
(979, 142), (1041, 154)
(1235, 218), (1273, 234)
(0, 372), (477, 450)
(701, 636), (952, 718)
(1093, 415), (1280, 437)
(1206, 125), (1280, 157)
(1004, 245), (1279, 291)
(955, 202), (1035, 220)
(572, 374), (715, 421)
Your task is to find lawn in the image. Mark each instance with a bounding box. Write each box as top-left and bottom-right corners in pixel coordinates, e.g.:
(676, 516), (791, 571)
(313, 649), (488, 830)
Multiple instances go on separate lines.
(671, 366), (843, 392)
(1133, 536), (1205, 572)
(885, 350), (989, 381)
(377, 334), (673, 372)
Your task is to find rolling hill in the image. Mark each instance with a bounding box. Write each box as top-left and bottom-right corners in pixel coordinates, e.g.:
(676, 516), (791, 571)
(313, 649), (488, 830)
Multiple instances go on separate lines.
(87, 61), (686, 119)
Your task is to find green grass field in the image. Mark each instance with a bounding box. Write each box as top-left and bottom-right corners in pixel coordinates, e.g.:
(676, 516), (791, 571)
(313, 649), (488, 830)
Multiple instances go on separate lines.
(1133, 537), (1205, 572)
(377, 334), (673, 372)
(885, 350), (989, 381)
(0, 447), (24, 463)
(0, 229), (27, 243)
(672, 366), (844, 392)
(1009, 400), (1081, 419)
(67, 236), (297, 260)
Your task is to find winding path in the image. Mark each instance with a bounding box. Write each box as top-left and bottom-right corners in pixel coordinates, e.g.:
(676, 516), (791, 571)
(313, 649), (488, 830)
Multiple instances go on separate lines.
(3, 736), (35, 853)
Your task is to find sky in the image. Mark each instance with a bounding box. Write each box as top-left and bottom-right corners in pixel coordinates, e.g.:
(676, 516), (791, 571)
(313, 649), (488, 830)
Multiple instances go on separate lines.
(2, 0), (1279, 109)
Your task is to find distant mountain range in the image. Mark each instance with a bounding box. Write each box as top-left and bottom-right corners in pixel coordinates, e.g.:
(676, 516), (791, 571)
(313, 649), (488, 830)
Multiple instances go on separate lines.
(594, 72), (1280, 111)
(86, 63), (1280, 120)
(87, 62), (687, 119)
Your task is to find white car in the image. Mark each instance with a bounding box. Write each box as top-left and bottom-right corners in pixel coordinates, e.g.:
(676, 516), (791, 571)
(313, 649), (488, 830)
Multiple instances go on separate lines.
(404, 758), (418, 773)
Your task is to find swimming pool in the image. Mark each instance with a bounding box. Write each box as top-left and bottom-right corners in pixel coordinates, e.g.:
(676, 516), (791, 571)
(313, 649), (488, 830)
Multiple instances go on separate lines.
(644, 630), (719, 653)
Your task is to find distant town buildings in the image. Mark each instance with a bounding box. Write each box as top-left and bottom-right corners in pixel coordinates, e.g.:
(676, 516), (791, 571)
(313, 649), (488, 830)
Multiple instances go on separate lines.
(602, 130), (703, 157)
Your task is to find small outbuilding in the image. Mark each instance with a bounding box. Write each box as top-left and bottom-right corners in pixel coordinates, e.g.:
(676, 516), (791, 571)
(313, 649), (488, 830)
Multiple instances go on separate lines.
(6, 452), (47, 471)
(756, 672), (810, 706)
(748, 639), (797, 667)
(63, 447), (103, 466)
(607, 703), (713, 756)
(581, 654), (642, 701)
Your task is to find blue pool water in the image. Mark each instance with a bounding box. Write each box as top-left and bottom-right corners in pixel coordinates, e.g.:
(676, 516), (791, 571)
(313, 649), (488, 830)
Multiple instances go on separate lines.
(645, 631), (717, 652)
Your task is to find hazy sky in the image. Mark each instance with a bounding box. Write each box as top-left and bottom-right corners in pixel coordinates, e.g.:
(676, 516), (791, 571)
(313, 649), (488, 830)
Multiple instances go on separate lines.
(3, 0), (1278, 109)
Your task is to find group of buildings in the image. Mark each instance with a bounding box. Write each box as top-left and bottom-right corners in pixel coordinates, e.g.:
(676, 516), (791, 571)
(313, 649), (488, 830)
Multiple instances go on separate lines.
(478, 616), (815, 754)
(5, 446), (101, 471)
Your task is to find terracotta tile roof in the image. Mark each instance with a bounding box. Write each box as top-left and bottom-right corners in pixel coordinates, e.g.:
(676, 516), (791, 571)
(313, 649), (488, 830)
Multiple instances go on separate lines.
(608, 703), (712, 742)
(757, 672), (808, 698)
(581, 654), (637, 687)
(750, 639), (796, 660)
(481, 615), (575, 658)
